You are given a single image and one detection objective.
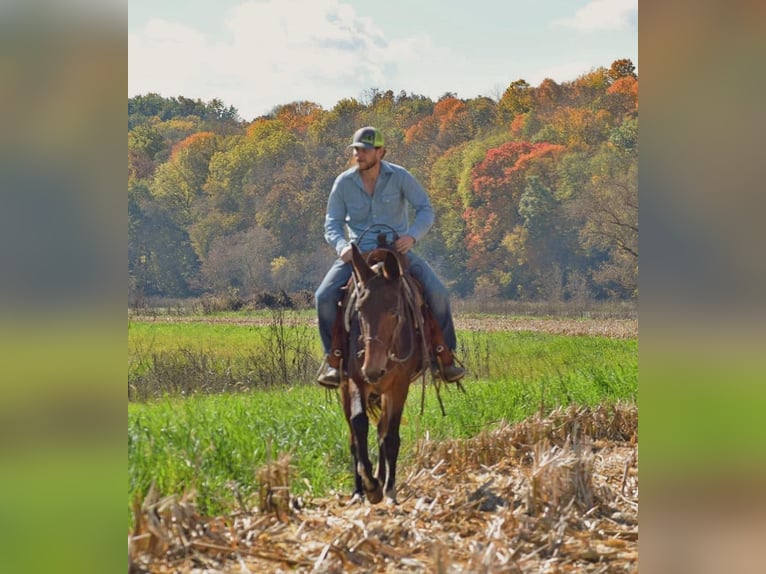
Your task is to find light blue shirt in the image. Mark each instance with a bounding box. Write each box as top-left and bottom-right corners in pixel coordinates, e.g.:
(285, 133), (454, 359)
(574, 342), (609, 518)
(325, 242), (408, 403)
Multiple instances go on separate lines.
(324, 161), (435, 256)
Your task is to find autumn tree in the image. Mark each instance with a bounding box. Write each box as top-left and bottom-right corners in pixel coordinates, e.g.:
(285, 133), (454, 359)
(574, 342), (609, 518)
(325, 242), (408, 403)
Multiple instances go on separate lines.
(569, 67), (611, 108)
(568, 143), (638, 298)
(129, 93), (240, 130)
(533, 78), (564, 115)
(129, 180), (200, 298)
(198, 226), (278, 295)
(190, 119), (300, 259)
(128, 125), (166, 180)
(498, 79), (533, 123)
(605, 75), (638, 119)
(151, 132), (219, 226)
(608, 58), (637, 81)
(419, 145), (473, 295)
(464, 140), (565, 296)
(271, 101), (324, 135)
(466, 96), (498, 136)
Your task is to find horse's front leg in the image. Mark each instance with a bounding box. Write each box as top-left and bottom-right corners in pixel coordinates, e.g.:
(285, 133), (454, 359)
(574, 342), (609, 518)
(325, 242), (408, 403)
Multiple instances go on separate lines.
(379, 409), (403, 504)
(344, 380), (382, 504)
(341, 380), (365, 502)
(375, 417), (388, 501)
(379, 383), (410, 505)
(348, 436), (364, 502)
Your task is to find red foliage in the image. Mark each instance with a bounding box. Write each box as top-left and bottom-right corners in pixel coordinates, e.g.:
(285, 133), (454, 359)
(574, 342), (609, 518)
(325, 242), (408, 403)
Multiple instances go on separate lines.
(463, 141), (564, 270)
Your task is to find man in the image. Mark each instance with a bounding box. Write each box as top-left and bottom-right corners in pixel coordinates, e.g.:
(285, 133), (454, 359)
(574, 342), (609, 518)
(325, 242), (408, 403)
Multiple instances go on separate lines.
(314, 126), (465, 387)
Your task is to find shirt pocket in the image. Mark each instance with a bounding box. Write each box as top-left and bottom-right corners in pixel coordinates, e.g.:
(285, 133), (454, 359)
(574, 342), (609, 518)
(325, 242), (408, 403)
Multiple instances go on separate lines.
(346, 193), (370, 221)
(375, 187), (402, 219)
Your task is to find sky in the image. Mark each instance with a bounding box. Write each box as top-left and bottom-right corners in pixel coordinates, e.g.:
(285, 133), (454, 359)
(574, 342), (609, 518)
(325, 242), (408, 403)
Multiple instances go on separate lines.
(129, 0), (638, 122)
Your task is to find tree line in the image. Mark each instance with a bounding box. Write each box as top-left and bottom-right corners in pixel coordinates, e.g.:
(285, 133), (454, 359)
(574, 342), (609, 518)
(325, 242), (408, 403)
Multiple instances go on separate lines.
(129, 59), (637, 304)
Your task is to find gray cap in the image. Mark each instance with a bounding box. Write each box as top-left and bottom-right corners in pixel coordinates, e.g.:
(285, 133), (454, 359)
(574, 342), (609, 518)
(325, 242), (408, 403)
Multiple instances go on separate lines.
(348, 126), (385, 149)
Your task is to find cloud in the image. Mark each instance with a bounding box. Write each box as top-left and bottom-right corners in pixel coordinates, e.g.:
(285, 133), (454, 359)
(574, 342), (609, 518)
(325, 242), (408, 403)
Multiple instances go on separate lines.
(128, 20), (208, 94)
(129, 0), (637, 120)
(553, 0), (637, 32)
(128, 0), (453, 120)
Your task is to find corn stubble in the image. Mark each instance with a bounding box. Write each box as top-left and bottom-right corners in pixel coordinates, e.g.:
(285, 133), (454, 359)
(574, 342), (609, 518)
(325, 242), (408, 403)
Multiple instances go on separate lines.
(130, 402), (638, 573)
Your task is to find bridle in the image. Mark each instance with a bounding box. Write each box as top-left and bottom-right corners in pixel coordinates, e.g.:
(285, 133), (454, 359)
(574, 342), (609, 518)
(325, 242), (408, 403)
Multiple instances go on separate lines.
(354, 272), (416, 365)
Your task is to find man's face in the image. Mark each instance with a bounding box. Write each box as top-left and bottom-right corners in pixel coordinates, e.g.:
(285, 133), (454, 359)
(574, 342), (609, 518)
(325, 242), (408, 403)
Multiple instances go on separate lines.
(353, 146), (382, 171)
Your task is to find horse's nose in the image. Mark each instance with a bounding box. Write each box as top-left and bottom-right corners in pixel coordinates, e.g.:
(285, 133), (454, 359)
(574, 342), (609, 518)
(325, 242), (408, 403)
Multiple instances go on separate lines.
(363, 366), (386, 384)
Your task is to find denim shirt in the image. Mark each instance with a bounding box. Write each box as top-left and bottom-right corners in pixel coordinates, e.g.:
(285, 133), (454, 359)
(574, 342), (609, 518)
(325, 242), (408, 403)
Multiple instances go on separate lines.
(324, 161), (435, 255)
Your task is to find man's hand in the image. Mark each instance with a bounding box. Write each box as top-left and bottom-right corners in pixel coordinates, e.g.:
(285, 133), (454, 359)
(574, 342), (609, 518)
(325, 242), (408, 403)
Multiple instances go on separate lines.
(394, 235), (415, 254)
(340, 245), (353, 262)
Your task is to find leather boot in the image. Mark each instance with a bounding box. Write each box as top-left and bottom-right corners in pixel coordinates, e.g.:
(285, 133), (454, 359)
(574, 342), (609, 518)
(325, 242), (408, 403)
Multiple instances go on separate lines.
(423, 307), (465, 383)
(317, 363), (342, 388)
(433, 345), (465, 383)
(319, 304), (347, 389)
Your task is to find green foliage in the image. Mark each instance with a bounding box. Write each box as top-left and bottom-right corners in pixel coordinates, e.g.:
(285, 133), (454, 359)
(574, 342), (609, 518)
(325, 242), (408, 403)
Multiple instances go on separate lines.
(610, 116), (639, 152)
(128, 93), (239, 129)
(498, 79), (533, 121)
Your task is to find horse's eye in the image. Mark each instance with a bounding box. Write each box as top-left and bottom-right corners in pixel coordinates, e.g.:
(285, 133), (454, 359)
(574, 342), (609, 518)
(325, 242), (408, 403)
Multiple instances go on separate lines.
(389, 308), (399, 317)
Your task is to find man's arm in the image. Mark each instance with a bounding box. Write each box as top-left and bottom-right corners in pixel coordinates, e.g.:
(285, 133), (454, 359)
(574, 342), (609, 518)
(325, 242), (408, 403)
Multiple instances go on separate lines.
(323, 178), (350, 257)
(402, 170), (434, 242)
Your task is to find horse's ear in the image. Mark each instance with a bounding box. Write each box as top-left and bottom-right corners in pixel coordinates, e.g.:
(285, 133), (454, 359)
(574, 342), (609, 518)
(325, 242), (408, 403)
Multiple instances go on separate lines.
(350, 243), (375, 285)
(382, 250), (402, 281)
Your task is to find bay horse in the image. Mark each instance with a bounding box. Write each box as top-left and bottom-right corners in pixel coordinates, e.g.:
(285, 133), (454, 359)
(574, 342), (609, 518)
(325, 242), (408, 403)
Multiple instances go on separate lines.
(341, 241), (427, 505)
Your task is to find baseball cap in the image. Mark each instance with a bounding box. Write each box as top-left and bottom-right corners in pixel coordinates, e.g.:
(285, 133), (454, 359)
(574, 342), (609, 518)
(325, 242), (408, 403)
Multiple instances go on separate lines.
(349, 126), (385, 149)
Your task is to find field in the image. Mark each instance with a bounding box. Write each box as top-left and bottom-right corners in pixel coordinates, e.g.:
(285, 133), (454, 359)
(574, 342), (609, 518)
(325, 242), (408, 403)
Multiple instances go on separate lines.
(128, 310), (637, 572)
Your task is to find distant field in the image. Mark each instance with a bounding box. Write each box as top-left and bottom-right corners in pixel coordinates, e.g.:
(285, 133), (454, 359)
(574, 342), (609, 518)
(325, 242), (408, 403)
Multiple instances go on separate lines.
(129, 308), (637, 337)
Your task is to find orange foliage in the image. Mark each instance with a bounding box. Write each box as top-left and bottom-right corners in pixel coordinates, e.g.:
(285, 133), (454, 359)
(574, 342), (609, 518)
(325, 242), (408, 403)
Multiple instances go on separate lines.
(534, 78), (562, 113)
(246, 118), (271, 138)
(433, 97), (466, 124)
(169, 131), (216, 160)
(404, 116), (438, 145)
(273, 101), (323, 135)
(607, 76), (638, 112)
(510, 114), (526, 138)
(405, 97), (471, 148)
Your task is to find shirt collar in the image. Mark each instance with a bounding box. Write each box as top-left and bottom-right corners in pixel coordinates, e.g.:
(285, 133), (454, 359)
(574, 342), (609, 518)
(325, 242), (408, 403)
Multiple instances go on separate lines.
(351, 160), (392, 181)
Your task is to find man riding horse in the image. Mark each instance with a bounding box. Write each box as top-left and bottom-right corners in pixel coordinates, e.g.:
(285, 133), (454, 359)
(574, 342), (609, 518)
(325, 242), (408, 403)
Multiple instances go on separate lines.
(315, 126), (465, 387)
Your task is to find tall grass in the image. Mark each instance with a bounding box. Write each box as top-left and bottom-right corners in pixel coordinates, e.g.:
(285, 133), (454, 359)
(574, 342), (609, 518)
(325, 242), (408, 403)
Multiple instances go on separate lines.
(128, 317), (636, 522)
(129, 310), (322, 400)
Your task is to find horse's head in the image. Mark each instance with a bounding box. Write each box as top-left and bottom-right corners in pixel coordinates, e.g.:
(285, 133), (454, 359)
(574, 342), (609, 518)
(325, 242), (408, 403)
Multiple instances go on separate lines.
(350, 243), (405, 384)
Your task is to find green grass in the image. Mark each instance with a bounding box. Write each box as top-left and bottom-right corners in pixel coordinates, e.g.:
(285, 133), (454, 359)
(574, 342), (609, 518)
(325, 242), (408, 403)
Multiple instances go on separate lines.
(128, 319), (636, 523)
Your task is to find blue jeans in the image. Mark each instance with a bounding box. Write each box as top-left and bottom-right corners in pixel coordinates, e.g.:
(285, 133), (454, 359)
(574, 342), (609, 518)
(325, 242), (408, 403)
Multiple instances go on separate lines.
(315, 252), (457, 354)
